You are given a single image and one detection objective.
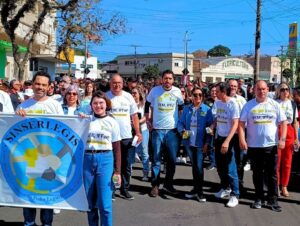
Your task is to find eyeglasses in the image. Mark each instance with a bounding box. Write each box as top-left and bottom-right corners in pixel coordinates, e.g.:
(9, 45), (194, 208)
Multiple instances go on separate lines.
(280, 88), (289, 92)
(131, 91), (138, 95)
(193, 93), (202, 98)
(67, 92), (78, 96)
(49, 86), (54, 89)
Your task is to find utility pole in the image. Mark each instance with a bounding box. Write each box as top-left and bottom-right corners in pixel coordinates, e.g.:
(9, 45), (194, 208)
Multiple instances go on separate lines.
(84, 36), (88, 79)
(279, 45), (286, 83)
(183, 31), (191, 86)
(131, 45), (140, 79)
(254, 0), (261, 83)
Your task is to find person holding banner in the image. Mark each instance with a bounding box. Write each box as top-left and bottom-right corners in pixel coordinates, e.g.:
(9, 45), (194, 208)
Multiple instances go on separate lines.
(16, 71), (64, 226)
(83, 90), (121, 226)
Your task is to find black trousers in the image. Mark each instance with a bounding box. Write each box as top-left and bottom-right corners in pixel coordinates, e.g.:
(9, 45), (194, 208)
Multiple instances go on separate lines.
(248, 146), (279, 202)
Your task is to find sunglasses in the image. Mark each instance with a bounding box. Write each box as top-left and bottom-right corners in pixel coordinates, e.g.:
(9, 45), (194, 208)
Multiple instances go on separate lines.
(193, 93), (202, 98)
(67, 92), (78, 96)
(280, 88), (289, 92)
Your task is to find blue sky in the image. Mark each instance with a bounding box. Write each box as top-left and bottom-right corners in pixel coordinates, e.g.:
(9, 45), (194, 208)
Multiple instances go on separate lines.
(90, 0), (300, 62)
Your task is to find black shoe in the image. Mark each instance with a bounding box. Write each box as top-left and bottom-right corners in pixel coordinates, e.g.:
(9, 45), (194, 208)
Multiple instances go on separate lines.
(266, 201), (282, 212)
(251, 200), (262, 209)
(162, 185), (178, 195)
(120, 190), (134, 200)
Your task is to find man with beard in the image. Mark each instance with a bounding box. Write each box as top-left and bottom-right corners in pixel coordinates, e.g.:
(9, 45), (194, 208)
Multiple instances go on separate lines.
(16, 71), (64, 226)
(145, 70), (184, 197)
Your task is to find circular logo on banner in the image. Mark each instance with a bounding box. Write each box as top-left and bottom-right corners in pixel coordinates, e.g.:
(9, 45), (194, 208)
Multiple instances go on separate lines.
(1, 118), (84, 205)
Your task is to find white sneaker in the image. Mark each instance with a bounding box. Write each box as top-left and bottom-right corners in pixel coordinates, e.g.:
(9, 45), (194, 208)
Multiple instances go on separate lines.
(214, 188), (231, 199)
(176, 157), (181, 163)
(226, 196), (239, 208)
(244, 163), (251, 171)
(181, 157), (187, 164)
(53, 209), (61, 214)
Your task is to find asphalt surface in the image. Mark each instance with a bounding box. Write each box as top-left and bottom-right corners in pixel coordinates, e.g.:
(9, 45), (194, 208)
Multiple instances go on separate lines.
(1, 159), (300, 226)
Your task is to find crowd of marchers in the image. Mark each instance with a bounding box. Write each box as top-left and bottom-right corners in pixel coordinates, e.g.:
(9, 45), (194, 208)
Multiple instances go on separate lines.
(1, 71), (300, 226)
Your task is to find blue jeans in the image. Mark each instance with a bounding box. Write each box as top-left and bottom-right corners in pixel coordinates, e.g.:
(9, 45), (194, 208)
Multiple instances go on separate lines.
(120, 139), (136, 192)
(151, 129), (179, 187)
(23, 208), (53, 226)
(207, 138), (216, 167)
(136, 129), (150, 173)
(185, 145), (204, 195)
(215, 136), (240, 197)
(83, 151), (113, 226)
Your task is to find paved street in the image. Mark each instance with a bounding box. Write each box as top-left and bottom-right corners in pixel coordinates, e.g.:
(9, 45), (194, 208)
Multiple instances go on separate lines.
(1, 160), (300, 226)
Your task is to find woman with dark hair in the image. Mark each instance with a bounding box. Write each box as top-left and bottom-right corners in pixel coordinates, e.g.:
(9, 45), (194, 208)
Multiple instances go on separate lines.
(275, 82), (299, 197)
(131, 87), (150, 181)
(177, 87), (213, 202)
(83, 90), (121, 226)
(81, 81), (95, 113)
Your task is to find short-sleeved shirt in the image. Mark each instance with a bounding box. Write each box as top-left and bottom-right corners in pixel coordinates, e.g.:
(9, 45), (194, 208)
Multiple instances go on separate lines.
(106, 90), (138, 139)
(146, 86), (184, 129)
(86, 115), (121, 150)
(0, 90), (14, 113)
(17, 97), (64, 115)
(240, 98), (287, 147)
(214, 98), (239, 137)
(277, 99), (298, 124)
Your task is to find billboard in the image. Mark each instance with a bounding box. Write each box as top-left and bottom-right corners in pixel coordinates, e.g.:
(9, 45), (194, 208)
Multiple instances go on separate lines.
(288, 23), (298, 57)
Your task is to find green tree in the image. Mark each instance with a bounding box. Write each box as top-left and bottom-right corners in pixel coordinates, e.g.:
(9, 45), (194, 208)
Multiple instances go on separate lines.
(283, 68), (293, 79)
(144, 65), (160, 78)
(0, 0), (80, 80)
(56, 0), (126, 76)
(207, 45), (231, 57)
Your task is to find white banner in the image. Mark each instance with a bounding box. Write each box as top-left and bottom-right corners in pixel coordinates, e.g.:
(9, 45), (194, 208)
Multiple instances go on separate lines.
(0, 114), (90, 211)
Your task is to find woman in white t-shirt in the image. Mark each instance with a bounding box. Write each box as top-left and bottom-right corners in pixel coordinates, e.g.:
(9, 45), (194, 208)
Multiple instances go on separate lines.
(275, 82), (299, 197)
(83, 91), (121, 226)
(131, 87), (150, 181)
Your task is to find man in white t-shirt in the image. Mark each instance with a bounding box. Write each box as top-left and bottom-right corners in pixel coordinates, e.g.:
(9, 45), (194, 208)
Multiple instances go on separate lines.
(16, 71), (64, 226)
(228, 79), (247, 193)
(239, 80), (287, 212)
(212, 82), (240, 208)
(106, 74), (142, 200)
(145, 70), (184, 197)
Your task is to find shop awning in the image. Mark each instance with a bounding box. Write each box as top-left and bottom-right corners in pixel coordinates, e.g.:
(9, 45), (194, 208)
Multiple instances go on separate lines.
(0, 40), (28, 78)
(0, 40), (27, 52)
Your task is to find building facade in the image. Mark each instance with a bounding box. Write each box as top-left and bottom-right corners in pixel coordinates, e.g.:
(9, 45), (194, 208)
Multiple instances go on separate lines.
(102, 53), (194, 82)
(193, 57), (254, 83)
(0, 1), (58, 80)
(243, 56), (290, 83)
